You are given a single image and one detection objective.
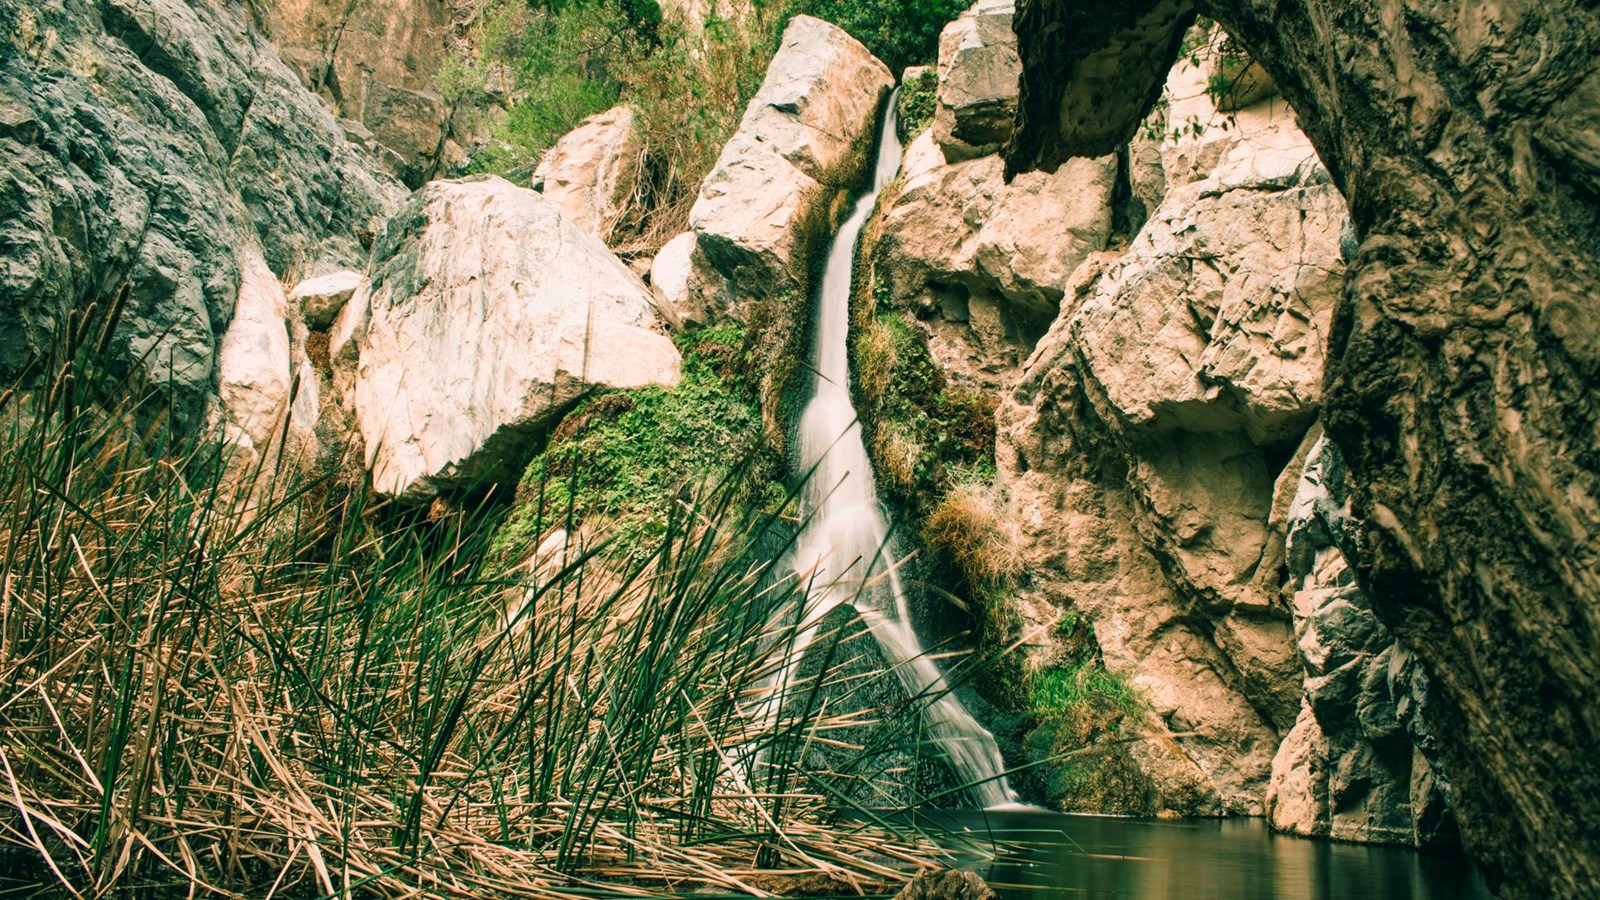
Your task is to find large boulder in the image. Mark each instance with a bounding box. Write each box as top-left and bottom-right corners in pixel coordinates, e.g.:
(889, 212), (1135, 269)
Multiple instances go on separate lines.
(869, 130), (1114, 386)
(932, 0), (1021, 162)
(533, 105), (644, 243)
(353, 176), (681, 501)
(0, 0), (402, 421)
(687, 15), (892, 317)
(216, 251), (293, 451)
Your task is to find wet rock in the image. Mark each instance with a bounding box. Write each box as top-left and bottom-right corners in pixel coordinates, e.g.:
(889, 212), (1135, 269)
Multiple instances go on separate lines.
(896, 869), (998, 900)
(353, 176), (680, 501)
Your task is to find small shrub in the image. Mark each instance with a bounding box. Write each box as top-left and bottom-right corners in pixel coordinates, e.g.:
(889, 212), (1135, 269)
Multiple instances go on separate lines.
(896, 65), (939, 140)
(922, 477), (1019, 586)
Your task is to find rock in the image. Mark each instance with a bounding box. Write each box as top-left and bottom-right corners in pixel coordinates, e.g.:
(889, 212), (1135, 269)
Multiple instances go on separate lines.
(932, 0), (1021, 162)
(869, 130), (1114, 387)
(1267, 433), (1457, 846)
(533, 106), (644, 243)
(353, 176), (681, 500)
(217, 251), (293, 450)
(995, 83), (1347, 814)
(649, 232), (699, 327)
(0, 0), (402, 422)
(1009, 2), (1600, 894)
(896, 870), (998, 900)
(290, 270), (364, 329)
(687, 15), (892, 317)
(253, 0), (469, 184)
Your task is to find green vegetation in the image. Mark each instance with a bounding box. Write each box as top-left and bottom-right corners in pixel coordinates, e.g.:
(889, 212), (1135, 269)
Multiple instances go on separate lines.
(789, 0), (967, 74)
(493, 325), (786, 565)
(0, 326), (957, 895)
(896, 64), (939, 140)
(455, 0), (966, 251)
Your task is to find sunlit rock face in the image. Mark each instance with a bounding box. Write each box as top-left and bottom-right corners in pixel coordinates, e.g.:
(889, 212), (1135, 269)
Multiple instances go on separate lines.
(533, 105), (644, 244)
(0, 0), (402, 422)
(686, 14), (892, 319)
(1007, 0), (1600, 894)
(353, 176), (680, 502)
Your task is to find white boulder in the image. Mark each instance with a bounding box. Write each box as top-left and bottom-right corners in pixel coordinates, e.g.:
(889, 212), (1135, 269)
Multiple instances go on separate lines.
(532, 105), (644, 243)
(354, 176), (681, 500)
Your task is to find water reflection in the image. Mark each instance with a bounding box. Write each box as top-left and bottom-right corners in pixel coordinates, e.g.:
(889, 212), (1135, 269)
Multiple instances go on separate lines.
(926, 810), (1490, 899)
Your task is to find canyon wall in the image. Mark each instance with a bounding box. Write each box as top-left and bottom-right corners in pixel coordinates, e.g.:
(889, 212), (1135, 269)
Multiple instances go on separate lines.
(1006, 0), (1600, 895)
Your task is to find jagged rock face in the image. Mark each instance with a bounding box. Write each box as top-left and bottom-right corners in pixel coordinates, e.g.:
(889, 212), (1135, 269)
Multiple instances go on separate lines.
(1007, 1), (1600, 894)
(687, 15), (892, 317)
(352, 176), (681, 501)
(532, 105), (643, 243)
(254, 0), (467, 184)
(931, 0), (1019, 162)
(1267, 430), (1457, 846)
(870, 130), (1114, 388)
(0, 0), (402, 421)
(996, 77), (1349, 815)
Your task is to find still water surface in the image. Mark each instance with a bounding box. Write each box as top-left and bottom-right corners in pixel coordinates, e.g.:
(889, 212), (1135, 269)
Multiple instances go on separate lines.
(928, 810), (1491, 899)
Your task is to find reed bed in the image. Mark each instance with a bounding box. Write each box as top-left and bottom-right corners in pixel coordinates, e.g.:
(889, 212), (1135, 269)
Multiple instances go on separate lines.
(0, 341), (963, 896)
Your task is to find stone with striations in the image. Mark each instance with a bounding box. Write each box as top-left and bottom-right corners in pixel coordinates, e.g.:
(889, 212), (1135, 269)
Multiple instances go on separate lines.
(533, 105), (644, 243)
(932, 0), (1020, 162)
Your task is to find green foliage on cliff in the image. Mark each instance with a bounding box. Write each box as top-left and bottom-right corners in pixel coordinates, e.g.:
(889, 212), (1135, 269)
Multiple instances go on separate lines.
(492, 325), (788, 566)
(897, 65), (939, 140)
(458, 0), (964, 249)
(789, 0), (967, 73)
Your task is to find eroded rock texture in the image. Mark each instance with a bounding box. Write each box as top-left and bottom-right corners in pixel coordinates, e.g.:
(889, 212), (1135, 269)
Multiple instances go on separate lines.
(0, 0), (402, 420)
(254, 0), (471, 184)
(532, 105), (643, 244)
(1008, 1), (1600, 894)
(997, 85), (1347, 812)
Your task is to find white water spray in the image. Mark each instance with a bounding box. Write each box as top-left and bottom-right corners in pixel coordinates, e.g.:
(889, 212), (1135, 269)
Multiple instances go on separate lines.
(763, 90), (1020, 809)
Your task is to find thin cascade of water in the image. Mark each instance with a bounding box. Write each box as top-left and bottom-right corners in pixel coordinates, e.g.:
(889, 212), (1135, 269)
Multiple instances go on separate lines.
(762, 89), (1020, 809)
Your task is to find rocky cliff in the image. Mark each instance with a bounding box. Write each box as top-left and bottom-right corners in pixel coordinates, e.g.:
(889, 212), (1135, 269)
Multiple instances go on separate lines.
(1006, 0), (1600, 895)
(0, 0), (402, 422)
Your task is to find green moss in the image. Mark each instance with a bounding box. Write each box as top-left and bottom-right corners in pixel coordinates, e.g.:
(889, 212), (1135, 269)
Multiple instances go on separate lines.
(491, 325), (787, 567)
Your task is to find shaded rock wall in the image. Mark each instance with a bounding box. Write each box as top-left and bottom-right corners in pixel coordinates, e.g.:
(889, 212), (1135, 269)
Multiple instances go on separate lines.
(1007, 0), (1600, 895)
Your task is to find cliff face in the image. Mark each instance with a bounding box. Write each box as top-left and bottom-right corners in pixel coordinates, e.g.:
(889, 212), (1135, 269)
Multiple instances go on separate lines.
(1008, 1), (1600, 896)
(0, 0), (402, 420)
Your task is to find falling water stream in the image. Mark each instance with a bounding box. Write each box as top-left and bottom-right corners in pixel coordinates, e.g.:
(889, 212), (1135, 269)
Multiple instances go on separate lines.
(771, 91), (1020, 809)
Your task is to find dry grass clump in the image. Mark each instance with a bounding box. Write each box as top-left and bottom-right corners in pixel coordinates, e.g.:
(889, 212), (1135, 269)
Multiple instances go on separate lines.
(921, 479), (1021, 587)
(0, 346), (957, 896)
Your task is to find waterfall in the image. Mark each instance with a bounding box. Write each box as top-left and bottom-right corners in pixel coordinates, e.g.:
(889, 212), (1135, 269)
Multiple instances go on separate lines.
(773, 90), (1021, 809)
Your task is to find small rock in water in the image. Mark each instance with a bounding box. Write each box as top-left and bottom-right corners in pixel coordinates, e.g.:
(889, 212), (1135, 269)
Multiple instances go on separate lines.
(896, 869), (998, 900)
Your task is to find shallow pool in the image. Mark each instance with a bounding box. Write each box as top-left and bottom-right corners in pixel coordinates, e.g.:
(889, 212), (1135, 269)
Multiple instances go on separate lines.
(924, 810), (1492, 899)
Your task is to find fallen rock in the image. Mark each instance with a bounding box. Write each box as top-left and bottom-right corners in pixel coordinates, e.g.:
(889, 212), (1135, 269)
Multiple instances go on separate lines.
(648, 231), (698, 327)
(533, 105), (643, 243)
(290, 270), (364, 329)
(217, 251), (293, 450)
(932, 0), (1020, 162)
(687, 15), (892, 317)
(354, 176), (681, 500)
